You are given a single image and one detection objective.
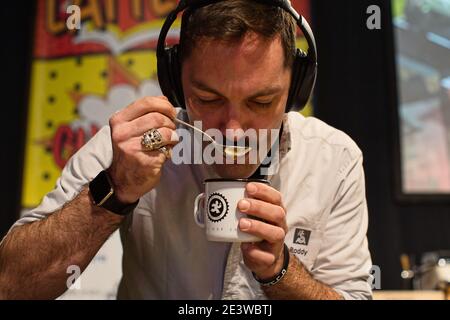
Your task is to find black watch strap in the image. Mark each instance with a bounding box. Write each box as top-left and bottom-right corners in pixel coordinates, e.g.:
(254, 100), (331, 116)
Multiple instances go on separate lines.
(89, 170), (139, 216)
(252, 244), (290, 287)
(101, 191), (139, 216)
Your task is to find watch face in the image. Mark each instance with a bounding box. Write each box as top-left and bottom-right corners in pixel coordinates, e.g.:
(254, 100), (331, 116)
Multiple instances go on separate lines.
(89, 171), (113, 205)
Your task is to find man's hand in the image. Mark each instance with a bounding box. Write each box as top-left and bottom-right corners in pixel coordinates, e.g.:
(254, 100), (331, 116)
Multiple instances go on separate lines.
(108, 96), (179, 204)
(238, 182), (288, 280)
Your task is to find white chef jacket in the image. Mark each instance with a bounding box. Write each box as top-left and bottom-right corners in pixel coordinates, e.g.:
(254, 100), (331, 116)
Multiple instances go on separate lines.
(9, 110), (373, 300)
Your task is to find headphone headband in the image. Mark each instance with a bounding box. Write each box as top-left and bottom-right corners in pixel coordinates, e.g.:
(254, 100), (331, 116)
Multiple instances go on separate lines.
(157, 0), (317, 62)
(157, 0), (318, 111)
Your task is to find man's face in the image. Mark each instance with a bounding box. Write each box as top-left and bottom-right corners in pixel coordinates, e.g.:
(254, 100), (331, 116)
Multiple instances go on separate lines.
(181, 32), (291, 178)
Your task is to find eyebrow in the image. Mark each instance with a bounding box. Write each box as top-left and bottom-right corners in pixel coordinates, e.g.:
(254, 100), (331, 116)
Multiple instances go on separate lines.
(191, 79), (283, 100)
(191, 79), (224, 97)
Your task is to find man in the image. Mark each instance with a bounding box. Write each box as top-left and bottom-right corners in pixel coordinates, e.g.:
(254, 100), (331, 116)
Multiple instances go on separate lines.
(0, 0), (372, 299)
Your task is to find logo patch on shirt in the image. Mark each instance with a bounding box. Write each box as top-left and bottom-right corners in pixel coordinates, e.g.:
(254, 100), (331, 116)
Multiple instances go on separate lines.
(293, 228), (311, 246)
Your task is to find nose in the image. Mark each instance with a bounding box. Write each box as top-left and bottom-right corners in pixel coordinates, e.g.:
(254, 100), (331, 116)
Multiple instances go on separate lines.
(221, 104), (246, 141)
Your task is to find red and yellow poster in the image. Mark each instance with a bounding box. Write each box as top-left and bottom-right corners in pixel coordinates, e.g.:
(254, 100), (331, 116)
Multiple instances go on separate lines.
(22, 0), (311, 210)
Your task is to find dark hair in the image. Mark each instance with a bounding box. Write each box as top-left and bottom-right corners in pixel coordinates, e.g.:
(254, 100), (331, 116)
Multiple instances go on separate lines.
(179, 0), (297, 67)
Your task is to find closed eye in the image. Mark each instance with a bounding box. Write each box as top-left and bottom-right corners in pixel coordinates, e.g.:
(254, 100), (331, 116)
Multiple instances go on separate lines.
(250, 100), (273, 108)
(197, 97), (223, 105)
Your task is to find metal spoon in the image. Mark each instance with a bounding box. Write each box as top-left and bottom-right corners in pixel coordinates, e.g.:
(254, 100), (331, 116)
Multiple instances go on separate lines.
(174, 118), (251, 157)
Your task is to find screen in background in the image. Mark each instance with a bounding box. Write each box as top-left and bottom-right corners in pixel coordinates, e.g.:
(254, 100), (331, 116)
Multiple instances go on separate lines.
(393, 0), (450, 194)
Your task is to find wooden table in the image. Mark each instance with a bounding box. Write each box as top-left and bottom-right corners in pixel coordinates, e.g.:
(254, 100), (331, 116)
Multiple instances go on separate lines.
(373, 290), (448, 300)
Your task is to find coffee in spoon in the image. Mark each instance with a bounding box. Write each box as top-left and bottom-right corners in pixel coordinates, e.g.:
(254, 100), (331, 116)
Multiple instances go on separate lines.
(174, 118), (251, 157)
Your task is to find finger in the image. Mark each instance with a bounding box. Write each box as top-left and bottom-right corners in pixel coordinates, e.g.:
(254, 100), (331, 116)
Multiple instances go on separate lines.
(115, 141), (170, 173)
(157, 145), (173, 160)
(113, 96), (177, 122)
(135, 149), (169, 169)
(152, 128), (179, 146)
(238, 198), (287, 231)
(129, 112), (176, 136)
(239, 217), (285, 244)
(141, 146), (173, 161)
(137, 127), (180, 149)
(246, 182), (283, 206)
(116, 130), (179, 154)
(241, 243), (279, 269)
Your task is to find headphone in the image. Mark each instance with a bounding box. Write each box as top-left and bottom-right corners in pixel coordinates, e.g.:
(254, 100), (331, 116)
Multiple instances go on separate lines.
(157, 0), (317, 112)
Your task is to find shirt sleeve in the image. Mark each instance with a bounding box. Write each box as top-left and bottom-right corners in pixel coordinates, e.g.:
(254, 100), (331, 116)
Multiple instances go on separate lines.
(8, 126), (113, 231)
(310, 153), (373, 300)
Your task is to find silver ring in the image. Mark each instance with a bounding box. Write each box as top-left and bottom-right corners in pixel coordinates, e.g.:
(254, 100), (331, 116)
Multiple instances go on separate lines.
(158, 146), (171, 159)
(141, 128), (164, 151)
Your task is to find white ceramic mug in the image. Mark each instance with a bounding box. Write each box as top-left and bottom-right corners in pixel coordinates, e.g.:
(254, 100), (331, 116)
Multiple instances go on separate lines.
(193, 178), (269, 242)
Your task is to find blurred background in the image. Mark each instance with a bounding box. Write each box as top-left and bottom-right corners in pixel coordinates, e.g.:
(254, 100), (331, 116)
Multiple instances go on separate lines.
(0, 0), (449, 299)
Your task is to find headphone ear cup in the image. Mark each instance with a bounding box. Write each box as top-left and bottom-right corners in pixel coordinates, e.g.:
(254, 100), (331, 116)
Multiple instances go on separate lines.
(287, 49), (317, 112)
(157, 45), (185, 109)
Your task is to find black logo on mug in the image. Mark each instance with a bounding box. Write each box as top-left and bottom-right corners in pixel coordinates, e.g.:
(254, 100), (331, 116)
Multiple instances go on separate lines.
(207, 192), (229, 223)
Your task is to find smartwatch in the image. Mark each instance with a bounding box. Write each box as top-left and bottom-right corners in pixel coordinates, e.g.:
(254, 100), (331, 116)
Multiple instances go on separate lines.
(88, 170), (138, 216)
